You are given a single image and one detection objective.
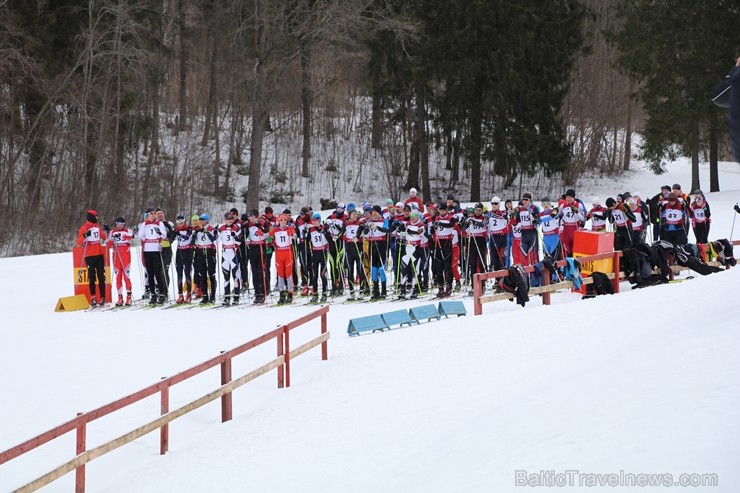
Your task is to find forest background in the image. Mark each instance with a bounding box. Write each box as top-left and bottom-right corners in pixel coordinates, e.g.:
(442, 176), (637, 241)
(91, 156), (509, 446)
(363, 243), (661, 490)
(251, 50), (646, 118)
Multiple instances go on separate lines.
(0, 0), (738, 256)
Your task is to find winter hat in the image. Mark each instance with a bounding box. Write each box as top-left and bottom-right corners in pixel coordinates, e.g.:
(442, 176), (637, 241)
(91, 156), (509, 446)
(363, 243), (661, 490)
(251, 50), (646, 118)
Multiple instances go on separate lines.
(474, 202), (484, 209)
(491, 196), (501, 204)
(386, 198), (394, 205)
(372, 205), (382, 214)
(661, 185), (671, 191)
(622, 192), (632, 200)
(410, 210), (420, 218)
(337, 202), (345, 210)
(199, 213), (209, 221)
(672, 183), (682, 190)
(396, 201), (404, 208)
(522, 192), (533, 200)
(264, 206), (273, 214)
(541, 197), (551, 203)
(346, 203), (356, 211)
(312, 213), (321, 220)
(282, 208), (291, 215)
(155, 207), (164, 213)
(438, 202), (448, 210)
(191, 214), (200, 223)
(447, 194), (455, 201)
(86, 210), (98, 223)
(224, 212), (233, 220)
(605, 197), (616, 208)
(230, 207), (239, 215)
(668, 193), (678, 201)
(592, 197), (601, 205)
(363, 203), (372, 212)
(248, 209), (259, 218)
(277, 213), (288, 222)
(241, 213), (249, 222)
(565, 189), (576, 198)
(300, 206), (309, 214)
(410, 187), (418, 195)
(116, 216), (126, 224)
(175, 215), (185, 222)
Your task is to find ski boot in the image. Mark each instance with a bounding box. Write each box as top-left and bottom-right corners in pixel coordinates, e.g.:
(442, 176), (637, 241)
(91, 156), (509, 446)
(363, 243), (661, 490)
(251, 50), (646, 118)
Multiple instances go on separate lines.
(347, 290), (357, 301)
(286, 292), (294, 304)
(398, 286), (407, 300)
(320, 292), (328, 303)
(90, 298), (98, 308)
(370, 282), (380, 301)
(301, 285), (309, 296)
(278, 291), (286, 305)
(453, 282), (462, 293)
(142, 289), (151, 300)
(435, 285), (446, 298)
(157, 294), (166, 305)
(222, 295), (231, 306)
(115, 295), (124, 307)
(444, 284), (453, 298)
(410, 287), (419, 300)
(183, 292), (191, 304)
(233, 295), (239, 305)
(150, 294), (158, 305)
(200, 295), (211, 305)
(125, 292), (133, 306)
(310, 293), (319, 304)
(195, 287), (203, 299)
(254, 295), (265, 304)
(380, 282), (387, 300)
(176, 294), (184, 304)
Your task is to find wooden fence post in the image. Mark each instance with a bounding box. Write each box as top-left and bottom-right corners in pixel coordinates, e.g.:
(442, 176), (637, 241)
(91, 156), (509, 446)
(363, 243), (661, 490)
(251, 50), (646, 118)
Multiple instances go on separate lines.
(160, 378), (169, 455)
(75, 413), (86, 493)
(321, 312), (328, 361)
(220, 353), (233, 423)
(542, 266), (551, 305)
(612, 251), (621, 293)
(473, 273), (483, 316)
(283, 325), (291, 388)
(277, 332), (285, 389)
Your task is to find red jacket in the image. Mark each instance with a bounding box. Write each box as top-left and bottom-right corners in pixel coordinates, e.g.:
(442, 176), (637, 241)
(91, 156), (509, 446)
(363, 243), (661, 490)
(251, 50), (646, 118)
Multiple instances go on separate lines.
(76, 221), (107, 257)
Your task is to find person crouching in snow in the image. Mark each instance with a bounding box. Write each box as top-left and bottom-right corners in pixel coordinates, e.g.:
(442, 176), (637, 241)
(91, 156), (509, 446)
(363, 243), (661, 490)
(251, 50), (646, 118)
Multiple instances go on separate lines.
(268, 214), (297, 304)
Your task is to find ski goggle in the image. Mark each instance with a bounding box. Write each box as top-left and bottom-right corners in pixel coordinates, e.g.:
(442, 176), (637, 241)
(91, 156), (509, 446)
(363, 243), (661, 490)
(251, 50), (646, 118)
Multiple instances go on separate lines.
(116, 221), (126, 226)
(176, 219), (185, 224)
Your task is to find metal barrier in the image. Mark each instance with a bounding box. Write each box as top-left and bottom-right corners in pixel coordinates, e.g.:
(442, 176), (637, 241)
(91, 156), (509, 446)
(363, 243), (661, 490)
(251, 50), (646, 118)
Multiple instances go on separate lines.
(1, 306), (330, 492)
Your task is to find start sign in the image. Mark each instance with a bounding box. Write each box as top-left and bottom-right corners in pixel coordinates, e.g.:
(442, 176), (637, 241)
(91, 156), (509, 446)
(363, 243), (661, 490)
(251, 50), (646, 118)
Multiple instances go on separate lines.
(73, 246), (112, 302)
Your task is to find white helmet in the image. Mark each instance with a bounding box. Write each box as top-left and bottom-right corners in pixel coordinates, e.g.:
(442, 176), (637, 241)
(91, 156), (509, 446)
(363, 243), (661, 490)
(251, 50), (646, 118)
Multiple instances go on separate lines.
(592, 196), (601, 205)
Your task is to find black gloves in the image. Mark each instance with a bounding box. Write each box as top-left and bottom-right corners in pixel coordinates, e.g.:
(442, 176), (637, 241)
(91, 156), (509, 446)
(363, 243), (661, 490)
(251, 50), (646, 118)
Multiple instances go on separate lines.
(396, 223), (406, 233)
(103, 224), (110, 233)
(734, 204), (740, 214)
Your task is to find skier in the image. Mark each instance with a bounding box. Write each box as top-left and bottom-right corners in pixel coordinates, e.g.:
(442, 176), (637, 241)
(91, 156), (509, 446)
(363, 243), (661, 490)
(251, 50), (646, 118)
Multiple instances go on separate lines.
(138, 208), (168, 305)
(76, 209), (108, 307)
(174, 214), (194, 304)
(539, 198), (561, 258)
(261, 206), (277, 292)
(190, 213), (203, 299)
(399, 210), (425, 298)
(245, 210), (269, 304)
(606, 197), (636, 251)
(404, 187), (425, 212)
(307, 213), (330, 303)
(343, 208), (368, 300)
(660, 192), (688, 246)
(155, 208), (176, 292)
(295, 207), (313, 296)
(430, 202), (456, 297)
(108, 217), (134, 306)
(628, 196), (649, 245)
(216, 212), (242, 305)
(268, 213), (297, 304)
(555, 189), (584, 257)
(465, 203), (489, 290)
(325, 203), (347, 295)
(647, 185), (671, 241)
(487, 197), (509, 271)
(193, 214), (218, 304)
(510, 193), (540, 266)
(689, 193), (711, 244)
(365, 205), (390, 300)
(587, 198), (608, 232)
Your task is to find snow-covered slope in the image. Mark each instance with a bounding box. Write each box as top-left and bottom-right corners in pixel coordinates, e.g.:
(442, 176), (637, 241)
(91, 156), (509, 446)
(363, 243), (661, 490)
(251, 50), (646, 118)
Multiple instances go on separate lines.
(1, 160), (739, 493)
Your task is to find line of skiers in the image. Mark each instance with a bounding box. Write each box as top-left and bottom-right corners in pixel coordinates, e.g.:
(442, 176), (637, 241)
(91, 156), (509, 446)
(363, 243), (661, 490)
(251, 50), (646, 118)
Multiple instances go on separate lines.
(76, 183), (714, 307)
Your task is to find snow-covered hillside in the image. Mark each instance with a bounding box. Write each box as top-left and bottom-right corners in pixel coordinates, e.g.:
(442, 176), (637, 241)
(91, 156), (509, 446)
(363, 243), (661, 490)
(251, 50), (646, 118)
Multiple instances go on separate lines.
(1, 160), (739, 493)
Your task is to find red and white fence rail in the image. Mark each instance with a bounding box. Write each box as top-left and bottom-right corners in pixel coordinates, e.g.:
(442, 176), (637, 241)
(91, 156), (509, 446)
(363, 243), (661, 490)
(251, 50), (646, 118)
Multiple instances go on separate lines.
(0, 306), (330, 493)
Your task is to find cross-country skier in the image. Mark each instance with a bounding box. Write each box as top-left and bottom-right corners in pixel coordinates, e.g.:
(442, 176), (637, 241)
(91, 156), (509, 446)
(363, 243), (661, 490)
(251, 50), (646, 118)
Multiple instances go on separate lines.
(307, 213), (330, 303)
(76, 209), (108, 307)
(689, 193), (711, 244)
(510, 192), (540, 266)
(245, 210), (269, 304)
(193, 214), (218, 304)
(138, 208), (168, 305)
(365, 205), (390, 300)
(108, 217), (134, 306)
(487, 197), (509, 272)
(268, 214), (297, 304)
(174, 215), (194, 304)
(216, 212), (242, 305)
(539, 198), (561, 258)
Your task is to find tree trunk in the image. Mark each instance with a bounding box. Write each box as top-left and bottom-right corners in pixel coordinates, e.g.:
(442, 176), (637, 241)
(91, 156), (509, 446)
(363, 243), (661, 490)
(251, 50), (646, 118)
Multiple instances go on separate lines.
(709, 111), (720, 192)
(417, 82), (431, 204)
(622, 89), (632, 171)
(301, 42), (312, 178)
(177, 0), (187, 131)
(201, 31), (217, 147)
(371, 82), (383, 150)
(469, 84), (483, 202)
(690, 118), (700, 194)
(246, 0), (270, 211)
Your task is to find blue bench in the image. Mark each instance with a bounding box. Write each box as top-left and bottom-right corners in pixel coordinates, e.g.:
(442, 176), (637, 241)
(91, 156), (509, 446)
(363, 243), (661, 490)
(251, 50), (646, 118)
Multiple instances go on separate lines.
(437, 300), (467, 318)
(347, 314), (389, 336)
(381, 309), (417, 328)
(409, 304), (441, 323)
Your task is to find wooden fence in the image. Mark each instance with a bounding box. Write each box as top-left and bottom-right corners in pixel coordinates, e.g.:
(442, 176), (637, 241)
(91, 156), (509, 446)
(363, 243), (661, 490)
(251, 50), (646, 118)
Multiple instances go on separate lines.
(0, 306), (330, 493)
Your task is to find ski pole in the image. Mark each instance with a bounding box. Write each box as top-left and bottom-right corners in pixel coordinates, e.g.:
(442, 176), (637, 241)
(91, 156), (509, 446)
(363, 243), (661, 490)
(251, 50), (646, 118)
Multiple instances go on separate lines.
(731, 204), (738, 239)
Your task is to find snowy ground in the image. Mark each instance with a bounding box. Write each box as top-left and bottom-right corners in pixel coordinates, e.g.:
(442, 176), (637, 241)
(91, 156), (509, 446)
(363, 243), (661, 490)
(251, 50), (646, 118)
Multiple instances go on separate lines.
(1, 160), (740, 493)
